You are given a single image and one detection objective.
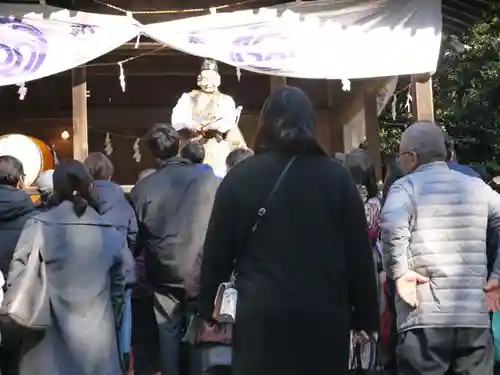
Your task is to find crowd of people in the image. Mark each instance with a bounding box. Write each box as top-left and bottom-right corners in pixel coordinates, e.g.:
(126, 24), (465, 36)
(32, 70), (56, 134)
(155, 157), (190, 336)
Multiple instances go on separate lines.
(0, 86), (499, 375)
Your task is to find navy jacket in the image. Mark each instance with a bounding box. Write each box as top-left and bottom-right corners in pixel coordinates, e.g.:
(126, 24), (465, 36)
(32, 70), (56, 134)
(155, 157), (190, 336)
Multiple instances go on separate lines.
(93, 180), (138, 284)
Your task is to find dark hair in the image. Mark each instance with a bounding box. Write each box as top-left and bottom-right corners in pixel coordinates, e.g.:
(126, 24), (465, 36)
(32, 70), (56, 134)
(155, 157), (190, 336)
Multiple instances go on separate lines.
(344, 149), (369, 180)
(84, 152), (114, 180)
(39, 190), (52, 204)
(359, 140), (368, 151)
(180, 143), (206, 164)
(226, 148), (254, 170)
(364, 165), (378, 200)
(254, 86), (321, 154)
(0, 155), (24, 187)
(52, 159), (99, 218)
(344, 149), (378, 200)
(382, 158), (405, 200)
(146, 123), (181, 160)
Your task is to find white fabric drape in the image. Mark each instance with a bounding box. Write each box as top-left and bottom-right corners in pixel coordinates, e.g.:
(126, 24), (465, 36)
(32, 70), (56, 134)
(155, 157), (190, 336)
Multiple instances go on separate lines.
(0, 4), (140, 86)
(145, 0), (442, 79)
(0, 0), (442, 86)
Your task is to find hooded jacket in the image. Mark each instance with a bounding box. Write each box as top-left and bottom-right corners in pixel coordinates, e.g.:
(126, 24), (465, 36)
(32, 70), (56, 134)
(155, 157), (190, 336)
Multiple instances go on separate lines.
(0, 185), (35, 279)
(92, 180), (137, 284)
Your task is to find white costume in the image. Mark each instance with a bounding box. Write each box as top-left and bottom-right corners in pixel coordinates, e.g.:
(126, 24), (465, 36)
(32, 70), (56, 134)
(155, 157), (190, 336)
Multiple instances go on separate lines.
(171, 59), (246, 177)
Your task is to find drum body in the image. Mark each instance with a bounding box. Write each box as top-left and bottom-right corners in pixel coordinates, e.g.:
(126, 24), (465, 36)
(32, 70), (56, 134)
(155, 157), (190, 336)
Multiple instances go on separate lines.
(0, 134), (54, 187)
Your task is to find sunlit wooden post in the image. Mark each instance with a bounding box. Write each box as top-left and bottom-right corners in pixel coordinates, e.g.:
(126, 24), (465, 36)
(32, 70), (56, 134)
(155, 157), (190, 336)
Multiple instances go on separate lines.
(410, 73), (434, 122)
(327, 80), (344, 153)
(72, 66), (88, 161)
(270, 76), (287, 92)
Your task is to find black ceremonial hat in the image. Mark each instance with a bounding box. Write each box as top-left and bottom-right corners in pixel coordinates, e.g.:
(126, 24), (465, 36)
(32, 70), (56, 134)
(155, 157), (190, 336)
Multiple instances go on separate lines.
(201, 58), (218, 72)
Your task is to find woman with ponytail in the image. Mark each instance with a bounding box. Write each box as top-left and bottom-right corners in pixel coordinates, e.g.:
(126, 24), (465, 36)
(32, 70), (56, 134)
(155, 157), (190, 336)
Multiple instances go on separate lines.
(7, 159), (126, 375)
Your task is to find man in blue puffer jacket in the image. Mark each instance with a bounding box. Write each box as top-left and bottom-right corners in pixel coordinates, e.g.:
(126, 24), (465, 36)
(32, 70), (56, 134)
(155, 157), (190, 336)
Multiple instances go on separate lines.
(181, 142), (218, 176)
(445, 133), (480, 178)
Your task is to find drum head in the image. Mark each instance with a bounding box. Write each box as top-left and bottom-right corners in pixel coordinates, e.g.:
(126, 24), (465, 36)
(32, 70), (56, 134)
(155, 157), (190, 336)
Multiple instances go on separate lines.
(0, 134), (43, 187)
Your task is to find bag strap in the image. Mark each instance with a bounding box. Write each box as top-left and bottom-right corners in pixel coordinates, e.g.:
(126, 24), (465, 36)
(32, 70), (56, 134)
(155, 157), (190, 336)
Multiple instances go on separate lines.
(229, 157), (296, 284)
(251, 156), (296, 233)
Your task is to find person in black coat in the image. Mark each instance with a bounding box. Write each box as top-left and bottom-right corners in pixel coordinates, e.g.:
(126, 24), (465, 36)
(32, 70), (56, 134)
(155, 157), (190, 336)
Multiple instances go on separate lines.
(198, 86), (380, 375)
(0, 155), (36, 375)
(130, 123), (220, 375)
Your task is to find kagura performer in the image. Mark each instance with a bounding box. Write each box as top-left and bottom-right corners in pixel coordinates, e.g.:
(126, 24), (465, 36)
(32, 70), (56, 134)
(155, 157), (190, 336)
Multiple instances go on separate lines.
(171, 58), (246, 177)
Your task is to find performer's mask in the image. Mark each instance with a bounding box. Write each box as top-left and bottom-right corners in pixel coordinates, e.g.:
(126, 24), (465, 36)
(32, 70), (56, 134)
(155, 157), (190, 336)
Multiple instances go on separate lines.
(197, 69), (221, 93)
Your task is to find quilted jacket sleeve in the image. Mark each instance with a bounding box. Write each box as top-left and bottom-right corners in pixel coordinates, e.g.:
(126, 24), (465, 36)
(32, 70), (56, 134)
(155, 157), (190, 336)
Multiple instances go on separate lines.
(380, 179), (413, 280)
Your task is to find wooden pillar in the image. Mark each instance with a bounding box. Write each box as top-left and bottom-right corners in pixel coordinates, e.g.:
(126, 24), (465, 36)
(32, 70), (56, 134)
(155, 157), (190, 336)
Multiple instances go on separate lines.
(410, 73), (434, 122)
(72, 67), (88, 161)
(270, 76), (287, 92)
(363, 88), (382, 181)
(328, 80), (343, 153)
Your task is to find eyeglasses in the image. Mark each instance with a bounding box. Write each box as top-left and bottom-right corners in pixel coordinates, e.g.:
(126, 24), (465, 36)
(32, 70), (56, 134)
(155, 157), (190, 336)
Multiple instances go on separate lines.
(395, 151), (414, 163)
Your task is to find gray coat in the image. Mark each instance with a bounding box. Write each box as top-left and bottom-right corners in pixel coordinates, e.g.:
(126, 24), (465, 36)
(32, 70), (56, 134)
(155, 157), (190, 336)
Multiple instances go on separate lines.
(381, 162), (500, 332)
(7, 202), (125, 375)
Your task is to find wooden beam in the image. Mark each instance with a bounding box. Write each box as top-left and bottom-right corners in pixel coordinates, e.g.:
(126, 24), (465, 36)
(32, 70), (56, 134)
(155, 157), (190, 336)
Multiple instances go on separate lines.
(327, 80), (344, 154)
(270, 76), (286, 92)
(411, 73), (434, 122)
(363, 88), (382, 181)
(72, 67), (88, 161)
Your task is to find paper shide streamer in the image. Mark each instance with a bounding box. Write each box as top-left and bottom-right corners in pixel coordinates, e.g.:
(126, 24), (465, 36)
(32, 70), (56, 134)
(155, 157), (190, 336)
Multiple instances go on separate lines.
(391, 94), (397, 121)
(17, 82), (27, 100)
(104, 132), (113, 155)
(405, 92), (412, 115)
(134, 33), (141, 48)
(118, 62), (126, 92)
(133, 138), (141, 162)
(341, 78), (351, 91)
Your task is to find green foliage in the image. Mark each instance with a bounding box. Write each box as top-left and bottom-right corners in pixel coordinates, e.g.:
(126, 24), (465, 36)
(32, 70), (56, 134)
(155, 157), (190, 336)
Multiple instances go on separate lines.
(434, 8), (500, 173)
(379, 126), (403, 156)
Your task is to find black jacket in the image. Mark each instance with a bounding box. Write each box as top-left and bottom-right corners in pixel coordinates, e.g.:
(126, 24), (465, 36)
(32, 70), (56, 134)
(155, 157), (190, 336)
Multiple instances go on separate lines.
(130, 157), (220, 292)
(0, 185), (35, 279)
(198, 151), (379, 375)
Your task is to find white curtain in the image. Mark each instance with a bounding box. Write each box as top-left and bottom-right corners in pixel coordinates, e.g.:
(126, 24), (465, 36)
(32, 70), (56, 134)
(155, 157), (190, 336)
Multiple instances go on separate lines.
(0, 4), (140, 86)
(145, 0), (442, 79)
(0, 0), (442, 86)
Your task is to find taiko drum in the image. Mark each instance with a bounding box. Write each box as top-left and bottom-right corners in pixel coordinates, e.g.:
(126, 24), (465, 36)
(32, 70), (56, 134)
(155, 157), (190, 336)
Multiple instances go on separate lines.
(0, 134), (54, 187)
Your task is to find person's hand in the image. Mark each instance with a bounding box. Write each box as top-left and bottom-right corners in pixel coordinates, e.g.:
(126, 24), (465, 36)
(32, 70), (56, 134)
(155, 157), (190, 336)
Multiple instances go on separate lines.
(396, 270), (429, 307)
(484, 278), (500, 311)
